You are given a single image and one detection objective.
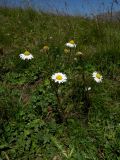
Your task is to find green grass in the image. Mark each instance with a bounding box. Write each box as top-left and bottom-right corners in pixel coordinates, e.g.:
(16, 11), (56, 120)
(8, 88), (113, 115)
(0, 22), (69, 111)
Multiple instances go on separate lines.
(0, 7), (120, 160)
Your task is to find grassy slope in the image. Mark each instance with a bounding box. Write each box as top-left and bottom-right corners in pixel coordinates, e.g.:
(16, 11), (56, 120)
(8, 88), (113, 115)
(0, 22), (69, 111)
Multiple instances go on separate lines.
(0, 7), (120, 160)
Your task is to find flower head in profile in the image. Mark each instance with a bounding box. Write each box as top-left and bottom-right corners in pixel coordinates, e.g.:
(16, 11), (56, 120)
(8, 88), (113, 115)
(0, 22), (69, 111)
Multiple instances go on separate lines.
(64, 48), (70, 54)
(43, 45), (49, 52)
(19, 50), (33, 60)
(40, 45), (49, 53)
(92, 71), (103, 83)
(76, 51), (83, 57)
(52, 73), (67, 84)
(65, 40), (76, 48)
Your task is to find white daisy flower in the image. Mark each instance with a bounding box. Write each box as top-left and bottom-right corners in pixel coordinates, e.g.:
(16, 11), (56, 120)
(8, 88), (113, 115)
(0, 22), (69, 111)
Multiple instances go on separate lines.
(92, 71), (103, 83)
(51, 72), (67, 84)
(19, 50), (34, 60)
(65, 40), (76, 48)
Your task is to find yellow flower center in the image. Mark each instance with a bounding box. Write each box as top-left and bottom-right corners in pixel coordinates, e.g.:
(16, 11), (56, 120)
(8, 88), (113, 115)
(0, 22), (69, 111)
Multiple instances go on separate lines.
(96, 73), (101, 79)
(56, 75), (63, 80)
(69, 40), (75, 44)
(24, 51), (30, 56)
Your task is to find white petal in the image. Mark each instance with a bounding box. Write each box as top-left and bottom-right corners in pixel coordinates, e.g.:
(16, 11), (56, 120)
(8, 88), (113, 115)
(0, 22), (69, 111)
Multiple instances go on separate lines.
(52, 75), (56, 80)
(27, 54), (34, 60)
(19, 54), (26, 60)
(88, 87), (91, 90)
(94, 78), (101, 83)
(85, 87), (91, 91)
(92, 72), (97, 77)
(19, 53), (31, 60)
(28, 55), (33, 59)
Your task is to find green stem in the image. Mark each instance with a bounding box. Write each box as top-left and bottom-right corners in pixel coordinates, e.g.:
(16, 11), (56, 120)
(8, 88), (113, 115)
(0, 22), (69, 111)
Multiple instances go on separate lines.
(50, 81), (64, 122)
(80, 57), (91, 124)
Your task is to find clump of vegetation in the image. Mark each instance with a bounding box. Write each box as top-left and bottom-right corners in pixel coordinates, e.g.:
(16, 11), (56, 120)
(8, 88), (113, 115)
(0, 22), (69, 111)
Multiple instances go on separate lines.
(0, 7), (120, 160)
